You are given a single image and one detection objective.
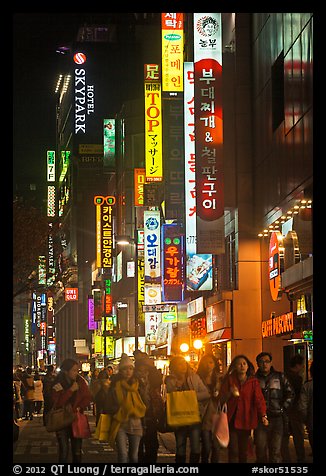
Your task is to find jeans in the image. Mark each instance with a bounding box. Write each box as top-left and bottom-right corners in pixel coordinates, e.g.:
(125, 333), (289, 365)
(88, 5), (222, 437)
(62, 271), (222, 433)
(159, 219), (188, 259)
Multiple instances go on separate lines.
(115, 428), (142, 463)
(281, 410), (306, 463)
(228, 420), (251, 463)
(56, 426), (82, 463)
(175, 423), (201, 463)
(201, 429), (220, 463)
(255, 416), (283, 463)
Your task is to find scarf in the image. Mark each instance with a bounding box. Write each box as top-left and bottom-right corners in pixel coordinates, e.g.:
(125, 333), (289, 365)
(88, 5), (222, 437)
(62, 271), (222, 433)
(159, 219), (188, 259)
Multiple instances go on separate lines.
(106, 379), (146, 447)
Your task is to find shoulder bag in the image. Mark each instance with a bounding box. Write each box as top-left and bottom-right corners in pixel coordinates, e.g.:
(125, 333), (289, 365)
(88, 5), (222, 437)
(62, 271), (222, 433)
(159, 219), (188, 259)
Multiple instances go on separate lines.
(45, 404), (76, 432)
(212, 402), (229, 448)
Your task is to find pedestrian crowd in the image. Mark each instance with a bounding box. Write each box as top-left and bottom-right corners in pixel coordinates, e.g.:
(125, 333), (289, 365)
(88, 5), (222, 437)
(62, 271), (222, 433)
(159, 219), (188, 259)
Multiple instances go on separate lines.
(13, 351), (313, 465)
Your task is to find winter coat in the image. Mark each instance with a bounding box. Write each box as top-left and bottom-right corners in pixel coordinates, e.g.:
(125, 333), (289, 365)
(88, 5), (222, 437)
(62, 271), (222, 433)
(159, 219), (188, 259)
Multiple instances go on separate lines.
(198, 371), (223, 431)
(165, 369), (210, 420)
(285, 369), (304, 406)
(297, 379), (313, 431)
(24, 375), (35, 401)
(105, 377), (147, 447)
(218, 374), (267, 431)
(51, 372), (92, 413)
(94, 378), (111, 415)
(34, 380), (44, 402)
(255, 367), (295, 418)
(135, 365), (164, 430)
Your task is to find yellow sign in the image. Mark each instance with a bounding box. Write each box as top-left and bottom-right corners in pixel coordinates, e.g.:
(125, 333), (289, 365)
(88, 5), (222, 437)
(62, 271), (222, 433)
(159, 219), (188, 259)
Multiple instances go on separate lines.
(144, 65), (163, 182)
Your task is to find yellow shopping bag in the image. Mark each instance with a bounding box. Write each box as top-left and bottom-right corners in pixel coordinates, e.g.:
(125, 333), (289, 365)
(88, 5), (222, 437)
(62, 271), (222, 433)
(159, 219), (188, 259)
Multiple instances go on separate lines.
(166, 390), (201, 427)
(95, 414), (112, 441)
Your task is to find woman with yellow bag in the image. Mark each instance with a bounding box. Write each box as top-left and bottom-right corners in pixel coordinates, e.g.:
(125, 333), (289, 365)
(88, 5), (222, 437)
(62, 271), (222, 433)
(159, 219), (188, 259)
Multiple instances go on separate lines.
(96, 353), (146, 463)
(165, 355), (210, 464)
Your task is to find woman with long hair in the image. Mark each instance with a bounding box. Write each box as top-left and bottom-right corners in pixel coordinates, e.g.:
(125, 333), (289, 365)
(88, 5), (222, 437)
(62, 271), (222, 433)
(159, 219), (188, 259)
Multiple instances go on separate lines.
(217, 354), (268, 463)
(165, 355), (210, 464)
(104, 353), (147, 463)
(51, 358), (92, 463)
(197, 353), (224, 463)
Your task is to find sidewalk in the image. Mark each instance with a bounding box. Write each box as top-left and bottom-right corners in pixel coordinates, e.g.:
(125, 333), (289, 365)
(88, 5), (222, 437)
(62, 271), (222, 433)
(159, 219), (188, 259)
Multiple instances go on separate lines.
(13, 411), (313, 464)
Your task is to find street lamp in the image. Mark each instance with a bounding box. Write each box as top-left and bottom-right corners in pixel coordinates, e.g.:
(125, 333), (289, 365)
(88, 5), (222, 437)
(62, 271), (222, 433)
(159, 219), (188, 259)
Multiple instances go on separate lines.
(116, 234), (139, 351)
(193, 339), (203, 361)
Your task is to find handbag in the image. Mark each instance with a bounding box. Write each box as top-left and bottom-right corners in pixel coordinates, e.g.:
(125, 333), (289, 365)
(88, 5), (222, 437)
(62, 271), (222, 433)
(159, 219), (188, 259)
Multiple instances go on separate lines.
(166, 390), (201, 427)
(95, 413), (112, 441)
(157, 401), (173, 433)
(212, 402), (229, 448)
(72, 409), (91, 438)
(45, 404), (76, 432)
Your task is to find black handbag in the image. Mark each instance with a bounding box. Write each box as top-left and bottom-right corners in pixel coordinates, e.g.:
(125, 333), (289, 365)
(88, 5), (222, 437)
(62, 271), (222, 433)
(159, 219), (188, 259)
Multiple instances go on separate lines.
(45, 404), (76, 432)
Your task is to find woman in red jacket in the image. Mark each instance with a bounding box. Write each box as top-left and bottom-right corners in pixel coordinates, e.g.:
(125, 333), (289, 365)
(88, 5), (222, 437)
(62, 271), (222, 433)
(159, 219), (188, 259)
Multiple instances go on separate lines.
(218, 354), (268, 463)
(51, 358), (92, 463)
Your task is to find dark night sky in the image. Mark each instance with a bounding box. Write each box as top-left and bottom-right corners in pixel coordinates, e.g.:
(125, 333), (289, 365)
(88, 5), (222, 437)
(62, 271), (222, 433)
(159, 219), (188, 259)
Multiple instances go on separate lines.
(12, 11), (164, 199)
(13, 13), (89, 193)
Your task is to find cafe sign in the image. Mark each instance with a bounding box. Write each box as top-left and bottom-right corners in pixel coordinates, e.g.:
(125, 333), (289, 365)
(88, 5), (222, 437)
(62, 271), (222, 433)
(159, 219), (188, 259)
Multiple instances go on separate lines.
(262, 312), (294, 338)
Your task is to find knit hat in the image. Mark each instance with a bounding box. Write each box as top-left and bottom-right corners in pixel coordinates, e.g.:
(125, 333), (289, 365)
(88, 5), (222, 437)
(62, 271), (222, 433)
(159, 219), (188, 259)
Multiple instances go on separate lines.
(134, 351), (154, 368)
(119, 353), (134, 370)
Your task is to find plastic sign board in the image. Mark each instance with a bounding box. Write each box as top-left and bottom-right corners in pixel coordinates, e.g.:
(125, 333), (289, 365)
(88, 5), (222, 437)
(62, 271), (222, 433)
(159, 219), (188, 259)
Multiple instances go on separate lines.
(144, 64), (163, 182)
(161, 13), (184, 92)
(65, 288), (78, 301)
(94, 195), (116, 269)
(194, 13), (224, 254)
(268, 231), (284, 301)
(47, 151), (55, 182)
(144, 210), (161, 281)
(162, 223), (185, 302)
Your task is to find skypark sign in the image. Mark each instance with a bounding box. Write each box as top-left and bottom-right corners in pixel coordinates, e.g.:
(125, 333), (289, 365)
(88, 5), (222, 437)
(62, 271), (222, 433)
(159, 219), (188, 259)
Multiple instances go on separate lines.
(74, 53), (95, 134)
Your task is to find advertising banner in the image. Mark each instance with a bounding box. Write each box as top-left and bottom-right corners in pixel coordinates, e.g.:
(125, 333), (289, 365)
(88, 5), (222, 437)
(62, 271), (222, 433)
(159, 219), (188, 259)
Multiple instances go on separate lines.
(161, 13), (184, 92)
(144, 64), (163, 182)
(194, 13), (225, 254)
(144, 210), (161, 282)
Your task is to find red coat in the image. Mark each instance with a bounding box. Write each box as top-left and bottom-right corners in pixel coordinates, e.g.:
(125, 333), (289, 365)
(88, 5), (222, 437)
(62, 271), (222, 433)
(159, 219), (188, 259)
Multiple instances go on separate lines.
(219, 374), (266, 430)
(51, 374), (92, 413)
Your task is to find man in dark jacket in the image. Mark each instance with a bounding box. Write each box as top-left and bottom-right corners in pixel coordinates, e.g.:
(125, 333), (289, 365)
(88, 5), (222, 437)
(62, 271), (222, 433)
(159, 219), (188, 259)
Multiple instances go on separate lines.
(42, 365), (57, 426)
(254, 352), (295, 463)
(133, 351), (164, 464)
(282, 353), (306, 463)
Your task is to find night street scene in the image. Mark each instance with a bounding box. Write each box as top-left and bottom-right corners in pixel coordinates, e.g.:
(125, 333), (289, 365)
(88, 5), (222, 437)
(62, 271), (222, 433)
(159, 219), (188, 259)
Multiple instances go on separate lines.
(12, 12), (316, 475)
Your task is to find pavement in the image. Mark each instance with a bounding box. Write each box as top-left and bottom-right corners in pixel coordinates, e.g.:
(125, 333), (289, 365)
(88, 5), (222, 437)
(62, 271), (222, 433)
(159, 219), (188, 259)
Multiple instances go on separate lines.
(12, 411), (313, 465)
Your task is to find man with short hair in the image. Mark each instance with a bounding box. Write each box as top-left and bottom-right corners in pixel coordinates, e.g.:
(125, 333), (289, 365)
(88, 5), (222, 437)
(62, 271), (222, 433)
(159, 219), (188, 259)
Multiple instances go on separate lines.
(254, 352), (295, 463)
(281, 354), (306, 463)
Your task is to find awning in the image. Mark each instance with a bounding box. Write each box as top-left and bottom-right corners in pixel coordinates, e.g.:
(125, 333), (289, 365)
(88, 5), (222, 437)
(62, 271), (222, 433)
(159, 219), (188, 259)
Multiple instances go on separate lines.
(203, 327), (231, 344)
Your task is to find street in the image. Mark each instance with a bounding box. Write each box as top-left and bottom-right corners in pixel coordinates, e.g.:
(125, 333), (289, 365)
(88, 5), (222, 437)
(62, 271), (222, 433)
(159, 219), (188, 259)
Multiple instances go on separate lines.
(13, 411), (313, 465)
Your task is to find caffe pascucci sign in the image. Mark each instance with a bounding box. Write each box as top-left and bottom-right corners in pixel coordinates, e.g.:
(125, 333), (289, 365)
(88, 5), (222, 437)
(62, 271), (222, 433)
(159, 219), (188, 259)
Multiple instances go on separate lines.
(74, 52), (95, 134)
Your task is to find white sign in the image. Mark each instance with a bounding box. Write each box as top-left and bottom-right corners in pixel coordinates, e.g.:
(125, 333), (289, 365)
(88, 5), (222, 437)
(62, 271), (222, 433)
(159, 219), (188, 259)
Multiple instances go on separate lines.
(144, 210), (161, 280)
